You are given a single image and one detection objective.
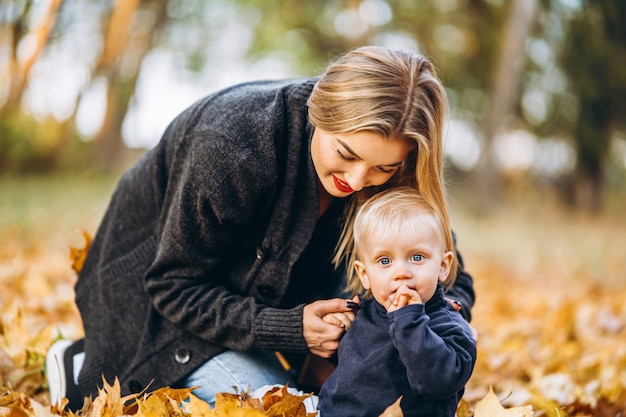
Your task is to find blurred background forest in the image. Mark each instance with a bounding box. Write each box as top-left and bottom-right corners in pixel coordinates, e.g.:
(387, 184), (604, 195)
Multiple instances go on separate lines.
(1, 0), (625, 211)
(1, 0), (626, 415)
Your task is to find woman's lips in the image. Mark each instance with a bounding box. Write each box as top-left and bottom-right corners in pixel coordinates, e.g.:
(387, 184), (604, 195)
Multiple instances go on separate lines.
(333, 176), (353, 193)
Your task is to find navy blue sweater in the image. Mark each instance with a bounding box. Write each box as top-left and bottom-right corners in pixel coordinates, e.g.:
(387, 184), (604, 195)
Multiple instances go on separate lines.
(318, 286), (476, 417)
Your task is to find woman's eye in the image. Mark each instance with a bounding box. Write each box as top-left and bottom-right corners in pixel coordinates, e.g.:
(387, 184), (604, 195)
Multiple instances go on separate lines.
(411, 254), (423, 262)
(336, 149), (354, 161)
(378, 166), (395, 174)
(378, 257), (391, 265)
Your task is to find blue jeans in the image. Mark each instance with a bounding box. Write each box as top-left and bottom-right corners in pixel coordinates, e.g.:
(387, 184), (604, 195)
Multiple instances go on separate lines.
(181, 350), (295, 405)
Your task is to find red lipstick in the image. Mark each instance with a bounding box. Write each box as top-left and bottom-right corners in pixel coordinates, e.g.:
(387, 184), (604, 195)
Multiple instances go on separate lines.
(333, 176), (353, 193)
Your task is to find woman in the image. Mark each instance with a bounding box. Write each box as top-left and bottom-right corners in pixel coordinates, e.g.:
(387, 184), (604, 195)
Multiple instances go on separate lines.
(47, 46), (475, 409)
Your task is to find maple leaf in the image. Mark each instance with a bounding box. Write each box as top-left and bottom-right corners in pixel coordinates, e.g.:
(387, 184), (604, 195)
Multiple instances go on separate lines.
(136, 393), (170, 417)
(0, 389), (57, 417)
(186, 393), (217, 417)
(474, 387), (534, 417)
(69, 230), (92, 275)
(141, 386), (196, 417)
(260, 385), (316, 417)
(209, 395), (267, 417)
(78, 377), (137, 417)
(0, 310), (50, 399)
(216, 386), (261, 411)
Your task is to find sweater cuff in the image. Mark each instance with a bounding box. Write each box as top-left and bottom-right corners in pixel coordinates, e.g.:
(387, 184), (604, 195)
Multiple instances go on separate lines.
(253, 305), (309, 353)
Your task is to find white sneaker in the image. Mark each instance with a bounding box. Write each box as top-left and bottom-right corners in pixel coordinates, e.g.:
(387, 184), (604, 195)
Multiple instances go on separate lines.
(46, 339), (85, 409)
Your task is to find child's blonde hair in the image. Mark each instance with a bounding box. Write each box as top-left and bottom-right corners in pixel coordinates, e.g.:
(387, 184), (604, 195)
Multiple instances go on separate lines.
(307, 46), (455, 287)
(347, 186), (457, 297)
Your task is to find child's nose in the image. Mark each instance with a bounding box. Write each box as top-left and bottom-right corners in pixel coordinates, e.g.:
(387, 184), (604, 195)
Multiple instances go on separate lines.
(392, 263), (412, 280)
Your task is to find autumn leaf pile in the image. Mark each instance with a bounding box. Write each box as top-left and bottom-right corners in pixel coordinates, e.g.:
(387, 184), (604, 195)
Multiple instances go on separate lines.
(0, 377), (319, 417)
(1, 177), (625, 416)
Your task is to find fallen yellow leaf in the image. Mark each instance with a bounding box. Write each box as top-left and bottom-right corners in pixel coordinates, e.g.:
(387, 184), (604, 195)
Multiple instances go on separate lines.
(69, 230), (92, 275)
(474, 387), (534, 417)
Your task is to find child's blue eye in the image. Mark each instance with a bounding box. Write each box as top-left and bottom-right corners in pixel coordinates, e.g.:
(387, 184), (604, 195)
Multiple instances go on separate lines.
(411, 254), (423, 262)
(378, 257), (391, 265)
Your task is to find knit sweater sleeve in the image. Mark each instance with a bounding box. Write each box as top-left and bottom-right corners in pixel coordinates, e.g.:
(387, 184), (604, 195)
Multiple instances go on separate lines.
(388, 303), (477, 399)
(143, 86), (311, 354)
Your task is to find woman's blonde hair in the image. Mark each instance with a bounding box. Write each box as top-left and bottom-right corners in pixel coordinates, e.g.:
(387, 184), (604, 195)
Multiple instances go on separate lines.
(351, 186), (456, 296)
(307, 46), (457, 294)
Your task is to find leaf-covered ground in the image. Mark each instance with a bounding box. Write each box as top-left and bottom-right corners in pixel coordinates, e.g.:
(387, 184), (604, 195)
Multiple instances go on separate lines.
(1, 175), (625, 416)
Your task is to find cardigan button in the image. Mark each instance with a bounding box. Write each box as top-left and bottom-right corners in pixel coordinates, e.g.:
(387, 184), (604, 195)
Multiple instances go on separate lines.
(258, 285), (275, 298)
(256, 247), (265, 260)
(175, 348), (191, 364)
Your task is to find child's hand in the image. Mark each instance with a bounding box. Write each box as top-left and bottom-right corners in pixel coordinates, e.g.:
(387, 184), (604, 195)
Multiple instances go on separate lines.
(387, 284), (422, 313)
(322, 311), (356, 330)
(321, 295), (360, 330)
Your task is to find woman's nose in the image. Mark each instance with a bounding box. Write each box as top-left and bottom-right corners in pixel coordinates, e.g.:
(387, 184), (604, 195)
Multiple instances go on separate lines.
(345, 165), (369, 191)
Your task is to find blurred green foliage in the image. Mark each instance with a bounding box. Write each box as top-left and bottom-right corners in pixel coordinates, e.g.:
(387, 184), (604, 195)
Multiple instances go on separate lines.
(0, 110), (100, 175)
(1, 0), (625, 209)
(0, 111), (69, 174)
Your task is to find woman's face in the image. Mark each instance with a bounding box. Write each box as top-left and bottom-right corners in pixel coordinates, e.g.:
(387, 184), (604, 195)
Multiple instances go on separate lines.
(311, 127), (413, 197)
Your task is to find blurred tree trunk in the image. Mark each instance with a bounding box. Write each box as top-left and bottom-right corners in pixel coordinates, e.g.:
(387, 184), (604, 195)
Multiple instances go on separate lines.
(2, 0), (63, 114)
(470, 0), (538, 211)
(90, 0), (169, 170)
(560, 0), (626, 212)
(572, 97), (611, 212)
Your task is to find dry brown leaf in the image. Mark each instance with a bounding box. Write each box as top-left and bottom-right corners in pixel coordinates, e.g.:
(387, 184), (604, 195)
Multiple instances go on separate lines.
(0, 311), (49, 400)
(145, 386), (196, 417)
(0, 389), (56, 417)
(69, 230), (92, 275)
(0, 391), (31, 417)
(215, 387), (261, 411)
(456, 398), (472, 417)
(136, 393), (169, 417)
(378, 396), (403, 417)
(474, 387), (534, 417)
(258, 386), (283, 411)
(260, 385), (315, 417)
(264, 394), (308, 417)
(211, 396), (267, 417)
(0, 348), (16, 386)
(79, 377), (128, 417)
(187, 393), (217, 417)
(29, 397), (59, 417)
(49, 398), (71, 417)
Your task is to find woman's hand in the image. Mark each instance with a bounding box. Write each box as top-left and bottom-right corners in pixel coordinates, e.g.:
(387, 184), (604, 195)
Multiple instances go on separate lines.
(303, 297), (360, 358)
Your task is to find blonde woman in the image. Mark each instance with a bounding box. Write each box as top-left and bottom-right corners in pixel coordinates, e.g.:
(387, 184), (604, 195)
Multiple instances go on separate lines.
(318, 187), (477, 416)
(47, 46), (475, 409)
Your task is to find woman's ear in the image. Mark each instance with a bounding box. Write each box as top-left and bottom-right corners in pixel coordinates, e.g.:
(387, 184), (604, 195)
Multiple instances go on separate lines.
(354, 260), (371, 290)
(438, 251), (454, 283)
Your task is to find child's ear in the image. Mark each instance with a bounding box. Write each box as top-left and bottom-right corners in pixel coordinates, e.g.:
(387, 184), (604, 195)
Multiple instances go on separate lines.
(354, 260), (371, 290)
(438, 251), (454, 283)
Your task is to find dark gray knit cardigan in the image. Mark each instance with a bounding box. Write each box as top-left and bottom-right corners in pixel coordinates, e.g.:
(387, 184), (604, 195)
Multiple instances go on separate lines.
(74, 78), (475, 398)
